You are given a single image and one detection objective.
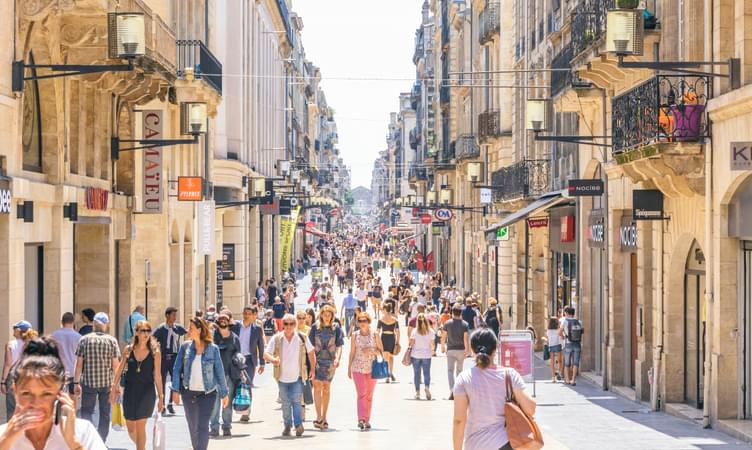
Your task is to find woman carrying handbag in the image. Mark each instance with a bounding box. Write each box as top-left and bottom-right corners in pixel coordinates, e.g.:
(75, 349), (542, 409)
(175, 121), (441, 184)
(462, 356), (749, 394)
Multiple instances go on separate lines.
(452, 328), (540, 450)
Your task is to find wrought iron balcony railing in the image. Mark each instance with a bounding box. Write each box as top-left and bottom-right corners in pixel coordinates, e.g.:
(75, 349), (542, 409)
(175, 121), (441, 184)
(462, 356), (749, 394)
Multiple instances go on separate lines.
(478, 110), (502, 142)
(551, 45), (573, 98)
(441, 140), (456, 164)
(455, 134), (480, 160)
(612, 74), (711, 154)
(492, 159), (550, 202)
(479, 1), (500, 45)
(408, 165), (429, 181)
(177, 40), (222, 95)
(570, 0), (613, 60)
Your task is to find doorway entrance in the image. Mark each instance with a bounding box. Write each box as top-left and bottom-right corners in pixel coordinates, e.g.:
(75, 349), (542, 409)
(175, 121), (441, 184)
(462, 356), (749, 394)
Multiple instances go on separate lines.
(684, 240), (706, 409)
(24, 245), (44, 333)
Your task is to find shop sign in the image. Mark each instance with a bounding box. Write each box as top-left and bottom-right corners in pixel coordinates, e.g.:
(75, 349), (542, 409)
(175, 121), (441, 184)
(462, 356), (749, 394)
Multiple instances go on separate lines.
(433, 208), (453, 221)
(221, 244), (235, 280)
(479, 188), (493, 204)
(496, 226), (510, 241)
(142, 110), (163, 214)
(620, 217), (638, 252)
(432, 225), (442, 236)
(527, 217), (549, 228)
(431, 221), (446, 227)
(260, 197), (280, 215)
(84, 187), (109, 211)
(567, 179), (604, 196)
(0, 188), (12, 214)
(177, 177), (203, 201)
(587, 210), (605, 249)
(633, 190), (664, 220)
(560, 216), (575, 243)
(421, 214), (432, 224)
(216, 260), (224, 308)
(197, 200), (215, 256)
(731, 142), (752, 171)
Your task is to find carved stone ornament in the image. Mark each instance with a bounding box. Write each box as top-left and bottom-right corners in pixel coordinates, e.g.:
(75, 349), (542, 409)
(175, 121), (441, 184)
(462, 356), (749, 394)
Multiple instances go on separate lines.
(22, 0), (75, 21)
(61, 23), (106, 47)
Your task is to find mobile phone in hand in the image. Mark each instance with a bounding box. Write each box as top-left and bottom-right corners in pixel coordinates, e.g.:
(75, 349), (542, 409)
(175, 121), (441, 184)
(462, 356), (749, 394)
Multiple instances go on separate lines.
(53, 400), (62, 425)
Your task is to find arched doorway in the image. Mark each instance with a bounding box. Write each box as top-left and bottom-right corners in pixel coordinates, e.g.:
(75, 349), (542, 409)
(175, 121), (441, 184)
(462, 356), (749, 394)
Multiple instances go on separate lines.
(684, 240), (706, 408)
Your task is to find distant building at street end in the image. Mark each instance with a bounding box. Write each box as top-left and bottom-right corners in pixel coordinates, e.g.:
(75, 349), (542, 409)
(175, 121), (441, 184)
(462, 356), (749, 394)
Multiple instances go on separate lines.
(350, 186), (373, 216)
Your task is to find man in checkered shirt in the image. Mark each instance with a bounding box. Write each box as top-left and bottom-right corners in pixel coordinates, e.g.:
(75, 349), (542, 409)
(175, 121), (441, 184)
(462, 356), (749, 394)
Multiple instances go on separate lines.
(74, 312), (121, 442)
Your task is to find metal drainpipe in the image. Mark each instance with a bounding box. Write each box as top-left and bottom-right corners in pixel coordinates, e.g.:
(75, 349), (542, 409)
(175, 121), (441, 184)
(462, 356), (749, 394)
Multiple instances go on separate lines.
(204, 133), (211, 310)
(600, 86), (610, 391)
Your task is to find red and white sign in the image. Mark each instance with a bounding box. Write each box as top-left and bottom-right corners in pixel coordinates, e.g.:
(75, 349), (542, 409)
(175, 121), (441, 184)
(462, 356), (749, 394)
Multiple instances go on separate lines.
(142, 110), (163, 214)
(560, 216), (575, 243)
(85, 187), (109, 211)
(499, 330), (535, 378)
(421, 214), (431, 224)
(178, 177), (203, 202)
(527, 217), (549, 228)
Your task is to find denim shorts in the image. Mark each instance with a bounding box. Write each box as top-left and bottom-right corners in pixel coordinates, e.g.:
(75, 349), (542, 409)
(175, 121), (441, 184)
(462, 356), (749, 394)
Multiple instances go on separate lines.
(548, 344), (562, 353)
(564, 343), (581, 367)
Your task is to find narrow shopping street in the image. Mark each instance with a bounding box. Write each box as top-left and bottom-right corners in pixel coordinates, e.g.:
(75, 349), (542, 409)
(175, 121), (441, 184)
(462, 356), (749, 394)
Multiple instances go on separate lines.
(103, 270), (750, 450)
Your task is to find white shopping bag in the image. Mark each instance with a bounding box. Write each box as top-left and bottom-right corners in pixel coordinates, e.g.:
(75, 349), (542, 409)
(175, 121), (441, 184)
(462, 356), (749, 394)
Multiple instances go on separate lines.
(152, 412), (165, 450)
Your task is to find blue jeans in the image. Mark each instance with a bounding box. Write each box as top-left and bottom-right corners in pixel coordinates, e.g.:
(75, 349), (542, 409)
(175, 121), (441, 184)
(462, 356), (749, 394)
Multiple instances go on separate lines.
(564, 342), (582, 367)
(79, 385), (111, 442)
(278, 378), (304, 427)
(345, 309), (355, 335)
(182, 390), (217, 450)
(412, 357), (432, 389)
(210, 375), (236, 432)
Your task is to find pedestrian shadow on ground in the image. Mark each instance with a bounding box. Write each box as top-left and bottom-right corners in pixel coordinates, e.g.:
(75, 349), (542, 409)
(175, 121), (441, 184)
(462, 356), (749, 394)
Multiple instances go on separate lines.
(263, 434), (316, 441)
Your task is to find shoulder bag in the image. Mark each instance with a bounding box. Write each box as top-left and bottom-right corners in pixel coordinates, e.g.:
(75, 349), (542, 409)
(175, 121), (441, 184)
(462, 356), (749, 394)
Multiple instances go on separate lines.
(371, 356), (390, 379)
(504, 370), (544, 450)
(401, 346), (413, 366)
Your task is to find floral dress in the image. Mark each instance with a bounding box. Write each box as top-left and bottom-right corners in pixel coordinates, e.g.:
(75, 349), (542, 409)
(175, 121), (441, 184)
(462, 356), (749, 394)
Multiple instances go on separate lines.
(310, 324), (344, 381)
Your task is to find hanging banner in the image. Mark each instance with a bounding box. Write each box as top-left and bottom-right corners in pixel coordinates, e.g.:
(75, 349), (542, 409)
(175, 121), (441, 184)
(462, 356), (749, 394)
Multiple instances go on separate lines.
(197, 200), (215, 256)
(279, 206), (301, 272)
(142, 110), (163, 213)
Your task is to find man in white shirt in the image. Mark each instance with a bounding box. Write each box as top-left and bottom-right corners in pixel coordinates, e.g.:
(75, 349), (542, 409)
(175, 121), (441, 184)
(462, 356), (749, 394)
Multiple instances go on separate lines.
(264, 314), (316, 437)
(51, 312), (82, 391)
(354, 284), (368, 311)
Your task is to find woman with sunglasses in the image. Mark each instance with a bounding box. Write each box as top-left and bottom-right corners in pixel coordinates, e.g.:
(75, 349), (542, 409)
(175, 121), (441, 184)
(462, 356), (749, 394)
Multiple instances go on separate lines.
(172, 318), (229, 450)
(310, 304), (344, 430)
(0, 337), (107, 449)
(347, 312), (383, 430)
(111, 320), (163, 450)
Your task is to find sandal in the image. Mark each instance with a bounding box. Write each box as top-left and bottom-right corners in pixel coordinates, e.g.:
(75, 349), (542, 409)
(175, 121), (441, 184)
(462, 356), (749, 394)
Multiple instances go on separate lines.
(313, 420), (322, 429)
(322, 421), (329, 430)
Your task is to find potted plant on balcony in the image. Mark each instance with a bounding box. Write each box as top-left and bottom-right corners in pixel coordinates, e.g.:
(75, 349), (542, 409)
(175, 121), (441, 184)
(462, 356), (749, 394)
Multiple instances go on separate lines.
(672, 91), (705, 142)
(616, 0), (640, 8)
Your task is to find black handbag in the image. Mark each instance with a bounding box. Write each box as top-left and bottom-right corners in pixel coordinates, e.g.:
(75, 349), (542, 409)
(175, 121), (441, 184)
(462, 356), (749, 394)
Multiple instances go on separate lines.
(303, 380), (314, 405)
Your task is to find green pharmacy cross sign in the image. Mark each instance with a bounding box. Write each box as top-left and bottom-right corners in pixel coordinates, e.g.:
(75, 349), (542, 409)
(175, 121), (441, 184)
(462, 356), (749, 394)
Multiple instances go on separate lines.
(496, 226), (510, 241)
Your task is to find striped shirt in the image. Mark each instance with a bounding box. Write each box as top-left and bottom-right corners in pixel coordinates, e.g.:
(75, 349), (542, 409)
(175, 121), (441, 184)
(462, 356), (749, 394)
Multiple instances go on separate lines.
(75, 332), (120, 389)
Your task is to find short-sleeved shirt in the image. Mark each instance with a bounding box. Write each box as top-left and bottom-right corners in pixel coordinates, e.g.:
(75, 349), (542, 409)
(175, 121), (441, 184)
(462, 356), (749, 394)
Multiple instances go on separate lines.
(272, 303), (287, 319)
(266, 333), (314, 383)
(462, 306), (478, 330)
(0, 418), (107, 450)
(50, 327), (82, 378)
(442, 318), (469, 351)
(453, 367), (526, 450)
(75, 332), (121, 389)
(410, 329), (435, 359)
(342, 294), (357, 310)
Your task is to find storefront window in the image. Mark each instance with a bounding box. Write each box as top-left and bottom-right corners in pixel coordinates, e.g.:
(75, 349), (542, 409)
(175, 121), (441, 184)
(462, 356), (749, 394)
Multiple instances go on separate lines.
(553, 252), (577, 315)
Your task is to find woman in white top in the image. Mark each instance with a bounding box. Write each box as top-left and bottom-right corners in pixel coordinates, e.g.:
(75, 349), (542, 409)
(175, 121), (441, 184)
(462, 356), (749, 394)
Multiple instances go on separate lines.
(1, 324), (26, 421)
(0, 337), (107, 450)
(453, 328), (536, 450)
(409, 313), (435, 400)
(545, 317), (564, 382)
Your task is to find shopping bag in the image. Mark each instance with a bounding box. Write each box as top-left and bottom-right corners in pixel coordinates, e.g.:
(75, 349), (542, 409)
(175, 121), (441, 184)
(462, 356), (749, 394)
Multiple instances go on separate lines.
(371, 356), (390, 379)
(111, 400), (126, 431)
(543, 344), (550, 361)
(401, 347), (413, 366)
(152, 412), (166, 450)
(233, 383), (252, 413)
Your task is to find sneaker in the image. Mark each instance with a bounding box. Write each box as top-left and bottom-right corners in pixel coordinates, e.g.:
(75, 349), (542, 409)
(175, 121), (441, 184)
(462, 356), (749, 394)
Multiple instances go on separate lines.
(365, 422), (372, 430)
(166, 404), (176, 415)
(358, 420), (365, 430)
(295, 425), (305, 437)
(414, 391), (420, 400)
(222, 429), (232, 437)
(425, 388), (432, 401)
(240, 415), (249, 423)
(209, 430), (220, 438)
(282, 426), (292, 437)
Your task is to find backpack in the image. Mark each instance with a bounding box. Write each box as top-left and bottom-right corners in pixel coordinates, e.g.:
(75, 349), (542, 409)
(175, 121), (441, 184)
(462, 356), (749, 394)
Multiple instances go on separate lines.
(566, 319), (583, 343)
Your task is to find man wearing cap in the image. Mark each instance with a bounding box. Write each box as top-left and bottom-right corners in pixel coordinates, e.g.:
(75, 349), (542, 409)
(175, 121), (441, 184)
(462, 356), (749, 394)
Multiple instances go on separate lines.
(74, 312), (121, 441)
(123, 305), (146, 343)
(152, 307), (187, 415)
(1, 321), (31, 420)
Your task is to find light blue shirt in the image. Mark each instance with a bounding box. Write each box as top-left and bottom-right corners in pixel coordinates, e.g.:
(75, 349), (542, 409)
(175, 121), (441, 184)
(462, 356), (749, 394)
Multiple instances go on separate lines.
(123, 312), (146, 342)
(342, 294), (357, 310)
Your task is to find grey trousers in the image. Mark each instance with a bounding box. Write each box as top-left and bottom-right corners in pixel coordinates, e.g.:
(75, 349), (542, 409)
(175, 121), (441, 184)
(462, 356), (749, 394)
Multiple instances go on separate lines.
(446, 350), (466, 391)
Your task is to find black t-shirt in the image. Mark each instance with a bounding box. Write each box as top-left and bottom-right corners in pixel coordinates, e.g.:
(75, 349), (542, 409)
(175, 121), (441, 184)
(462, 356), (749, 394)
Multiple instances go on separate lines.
(443, 319), (469, 350)
(431, 286), (442, 301)
(462, 307), (477, 330)
(263, 318), (276, 336)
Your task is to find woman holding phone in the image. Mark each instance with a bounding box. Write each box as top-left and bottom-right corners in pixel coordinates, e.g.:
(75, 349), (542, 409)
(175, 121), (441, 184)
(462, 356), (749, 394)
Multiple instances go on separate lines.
(0, 337), (107, 449)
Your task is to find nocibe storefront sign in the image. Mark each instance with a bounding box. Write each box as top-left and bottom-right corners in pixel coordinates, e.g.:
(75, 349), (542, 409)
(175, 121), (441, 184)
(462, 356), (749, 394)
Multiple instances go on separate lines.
(620, 216), (638, 252)
(568, 179), (604, 197)
(0, 188), (11, 214)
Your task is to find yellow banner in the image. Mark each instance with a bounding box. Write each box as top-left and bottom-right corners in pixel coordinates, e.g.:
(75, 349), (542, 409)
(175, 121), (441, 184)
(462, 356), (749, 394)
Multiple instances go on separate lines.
(279, 206), (300, 272)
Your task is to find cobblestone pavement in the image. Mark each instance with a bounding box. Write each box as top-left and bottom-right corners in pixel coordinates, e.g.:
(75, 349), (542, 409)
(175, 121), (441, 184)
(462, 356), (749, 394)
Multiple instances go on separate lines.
(105, 270), (752, 449)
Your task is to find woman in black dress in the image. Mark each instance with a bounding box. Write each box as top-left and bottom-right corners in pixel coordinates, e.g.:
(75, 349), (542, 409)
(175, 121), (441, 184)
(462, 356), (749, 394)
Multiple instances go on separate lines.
(111, 320), (164, 450)
(377, 303), (400, 383)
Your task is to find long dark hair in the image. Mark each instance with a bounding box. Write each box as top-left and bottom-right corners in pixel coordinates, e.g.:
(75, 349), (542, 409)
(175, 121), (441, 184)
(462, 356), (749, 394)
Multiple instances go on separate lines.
(132, 320), (160, 354)
(190, 317), (214, 345)
(470, 328), (498, 369)
(12, 337), (65, 386)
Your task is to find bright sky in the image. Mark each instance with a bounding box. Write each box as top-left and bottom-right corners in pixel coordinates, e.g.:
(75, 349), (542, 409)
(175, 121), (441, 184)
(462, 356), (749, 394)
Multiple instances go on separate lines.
(292, 0), (426, 190)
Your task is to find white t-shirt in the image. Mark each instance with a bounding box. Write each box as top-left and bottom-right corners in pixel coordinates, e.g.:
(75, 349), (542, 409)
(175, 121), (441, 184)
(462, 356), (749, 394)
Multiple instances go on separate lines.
(266, 333), (314, 383)
(189, 354), (205, 391)
(546, 329), (561, 347)
(0, 418), (107, 450)
(8, 339), (23, 366)
(410, 329), (436, 359)
(354, 288), (367, 301)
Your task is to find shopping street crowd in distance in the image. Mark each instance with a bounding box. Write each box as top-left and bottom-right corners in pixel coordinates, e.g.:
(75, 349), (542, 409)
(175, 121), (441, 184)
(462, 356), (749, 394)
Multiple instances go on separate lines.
(0, 220), (589, 449)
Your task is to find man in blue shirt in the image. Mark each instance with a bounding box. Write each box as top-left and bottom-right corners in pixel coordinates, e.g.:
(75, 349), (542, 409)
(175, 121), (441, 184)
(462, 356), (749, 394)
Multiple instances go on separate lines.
(340, 288), (358, 336)
(123, 305), (145, 342)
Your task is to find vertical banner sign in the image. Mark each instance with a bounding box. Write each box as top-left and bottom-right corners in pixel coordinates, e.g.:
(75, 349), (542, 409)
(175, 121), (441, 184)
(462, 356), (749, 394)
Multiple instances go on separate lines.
(221, 244), (236, 280)
(197, 200), (215, 255)
(142, 110), (163, 213)
(279, 206), (301, 272)
(215, 261), (224, 309)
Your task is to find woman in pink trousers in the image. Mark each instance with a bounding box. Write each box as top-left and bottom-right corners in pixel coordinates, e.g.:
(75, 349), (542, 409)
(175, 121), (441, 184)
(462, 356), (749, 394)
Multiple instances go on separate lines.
(348, 311), (383, 430)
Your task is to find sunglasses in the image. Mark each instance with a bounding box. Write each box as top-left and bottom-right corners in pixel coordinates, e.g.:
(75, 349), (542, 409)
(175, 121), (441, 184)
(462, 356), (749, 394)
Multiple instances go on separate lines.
(138, 329), (152, 333)
(283, 322), (296, 326)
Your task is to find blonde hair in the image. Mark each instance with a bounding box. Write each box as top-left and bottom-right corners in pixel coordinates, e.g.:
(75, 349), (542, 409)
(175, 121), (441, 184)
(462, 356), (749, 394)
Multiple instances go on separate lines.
(318, 305), (336, 328)
(416, 313), (430, 335)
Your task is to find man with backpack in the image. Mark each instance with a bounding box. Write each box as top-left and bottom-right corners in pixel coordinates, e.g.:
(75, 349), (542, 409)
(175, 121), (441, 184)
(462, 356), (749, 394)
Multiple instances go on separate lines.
(559, 306), (584, 386)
